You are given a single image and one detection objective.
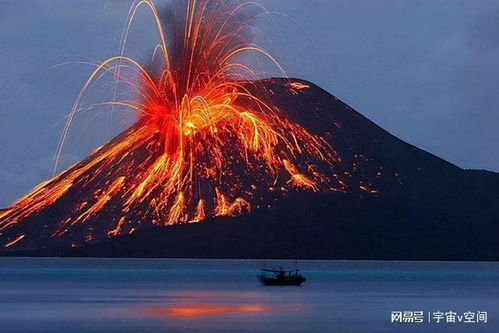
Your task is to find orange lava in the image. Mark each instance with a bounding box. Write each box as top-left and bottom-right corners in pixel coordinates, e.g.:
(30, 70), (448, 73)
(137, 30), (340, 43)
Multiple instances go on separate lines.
(4, 234), (25, 248)
(0, 0), (349, 248)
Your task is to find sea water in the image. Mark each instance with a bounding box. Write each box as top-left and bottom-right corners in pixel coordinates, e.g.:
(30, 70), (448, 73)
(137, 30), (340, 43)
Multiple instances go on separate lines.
(0, 258), (498, 332)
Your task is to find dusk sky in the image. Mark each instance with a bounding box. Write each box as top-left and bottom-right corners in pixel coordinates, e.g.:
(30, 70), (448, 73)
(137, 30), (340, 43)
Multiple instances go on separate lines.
(1, 0), (499, 207)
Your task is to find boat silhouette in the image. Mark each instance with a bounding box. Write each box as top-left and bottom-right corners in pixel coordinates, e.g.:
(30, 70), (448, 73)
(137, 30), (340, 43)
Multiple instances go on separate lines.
(258, 262), (306, 286)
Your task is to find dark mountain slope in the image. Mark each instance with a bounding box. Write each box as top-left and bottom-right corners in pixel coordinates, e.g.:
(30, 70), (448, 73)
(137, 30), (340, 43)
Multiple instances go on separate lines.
(8, 190), (499, 260)
(2, 78), (499, 259)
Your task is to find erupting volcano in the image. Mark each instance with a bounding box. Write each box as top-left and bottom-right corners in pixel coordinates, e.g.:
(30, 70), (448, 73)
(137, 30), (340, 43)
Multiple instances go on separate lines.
(3, 0), (498, 259)
(0, 0), (356, 251)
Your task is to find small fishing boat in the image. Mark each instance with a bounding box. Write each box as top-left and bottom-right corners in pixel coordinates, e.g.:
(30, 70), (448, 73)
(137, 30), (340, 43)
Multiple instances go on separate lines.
(258, 262), (306, 286)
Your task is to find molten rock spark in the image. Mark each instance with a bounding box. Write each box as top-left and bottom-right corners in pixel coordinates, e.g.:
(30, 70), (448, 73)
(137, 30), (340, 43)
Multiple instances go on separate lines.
(0, 0), (346, 250)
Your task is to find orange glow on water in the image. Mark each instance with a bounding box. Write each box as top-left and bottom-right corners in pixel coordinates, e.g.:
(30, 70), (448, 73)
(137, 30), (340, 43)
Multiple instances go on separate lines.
(146, 304), (270, 318)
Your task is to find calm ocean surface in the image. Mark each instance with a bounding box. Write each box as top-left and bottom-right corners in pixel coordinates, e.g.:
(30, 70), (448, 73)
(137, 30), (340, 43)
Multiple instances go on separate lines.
(0, 258), (498, 332)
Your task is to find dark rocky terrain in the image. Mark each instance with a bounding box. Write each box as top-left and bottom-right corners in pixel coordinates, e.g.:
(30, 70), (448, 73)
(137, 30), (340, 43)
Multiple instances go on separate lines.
(2, 78), (499, 260)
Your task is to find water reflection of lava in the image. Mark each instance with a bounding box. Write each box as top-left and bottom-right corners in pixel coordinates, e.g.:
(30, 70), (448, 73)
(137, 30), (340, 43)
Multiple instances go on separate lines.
(143, 303), (305, 318)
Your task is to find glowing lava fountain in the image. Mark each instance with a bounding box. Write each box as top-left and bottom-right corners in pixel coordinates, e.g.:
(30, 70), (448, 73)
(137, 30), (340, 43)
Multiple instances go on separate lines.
(0, 0), (346, 250)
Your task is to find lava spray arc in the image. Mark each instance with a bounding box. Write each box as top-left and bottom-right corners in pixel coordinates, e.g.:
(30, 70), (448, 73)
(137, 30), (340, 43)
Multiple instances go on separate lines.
(0, 0), (345, 250)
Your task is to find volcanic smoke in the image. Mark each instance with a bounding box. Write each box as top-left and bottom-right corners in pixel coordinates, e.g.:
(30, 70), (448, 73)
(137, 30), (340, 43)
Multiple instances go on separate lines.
(0, 0), (352, 250)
